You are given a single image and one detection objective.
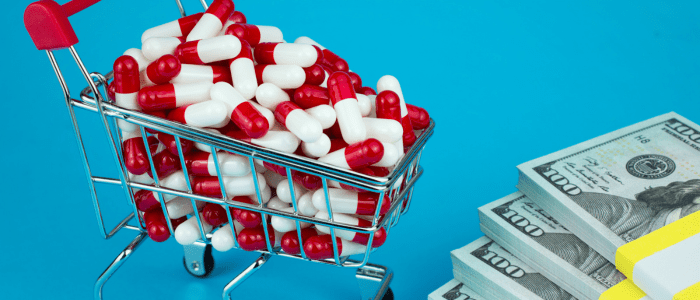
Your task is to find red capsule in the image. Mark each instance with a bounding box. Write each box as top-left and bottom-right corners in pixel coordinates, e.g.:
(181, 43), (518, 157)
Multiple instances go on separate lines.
(134, 189), (159, 212)
(358, 86), (377, 96)
(147, 150), (181, 179)
(291, 170), (323, 190)
(230, 196), (262, 228)
(293, 84), (330, 109)
(263, 161), (287, 176)
(237, 224), (276, 251)
(254, 43), (322, 67)
(229, 11), (246, 24)
(156, 133), (194, 156)
(406, 104), (430, 130)
(321, 49), (349, 72)
(303, 64), (326, 86)
(345, 139), (384, 169)
(281, 227), (318, 254)
(123, 135), (159, 175)
(145, 55), (181, 85)
(347, 72), (362, 92)
(113, 56), (140, 94)
(202, 203), (228, 227)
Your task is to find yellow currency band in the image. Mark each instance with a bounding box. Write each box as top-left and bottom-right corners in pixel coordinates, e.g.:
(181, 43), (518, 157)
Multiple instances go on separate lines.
(599, 279), (646, 300)
(615, 210), (700, 279)
(673, 281), (700, 300)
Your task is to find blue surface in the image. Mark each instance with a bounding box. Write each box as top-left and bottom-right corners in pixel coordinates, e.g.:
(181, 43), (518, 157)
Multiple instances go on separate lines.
(3, 0), (700, 299)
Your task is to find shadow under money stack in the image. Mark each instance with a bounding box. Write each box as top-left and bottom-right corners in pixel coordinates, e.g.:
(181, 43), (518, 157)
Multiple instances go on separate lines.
(433, 112), (700, 300)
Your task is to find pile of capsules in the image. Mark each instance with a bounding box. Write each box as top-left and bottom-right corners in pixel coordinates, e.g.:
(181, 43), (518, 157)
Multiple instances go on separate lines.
(110, 0), (430, 260)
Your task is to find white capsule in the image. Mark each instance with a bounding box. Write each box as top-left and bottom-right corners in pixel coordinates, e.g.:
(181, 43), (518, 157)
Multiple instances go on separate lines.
(248, 184), (272, 204)
(296, 191), (318, 217)
(230, 56), (257, 100)
(266, 197), (290, 210)
(363, 118), (402, 143)
(356, 94), (372, 117)
(293, 36), (324, 49)
(171, 64), (229, 84)
(174, 100), (228, 128)
(276, 180), (305, 203)
(166, 197), (194, 219)
(258, 65), (305, 89)
(211, 221), (244, 252)
(305, 104), (336, 129)
(270, 207), (313, 233)
(223, 173), (267, 196)
(255, 83), (290, 110)
(123, 48), (151, 71)
(142, 37), (182, 61)
(373, 142), (400, 167)
(249, 131), (300, 153)
(174, 213), (213, 245)
(302, 133), (331, 158)
(334, 98), (366, 144)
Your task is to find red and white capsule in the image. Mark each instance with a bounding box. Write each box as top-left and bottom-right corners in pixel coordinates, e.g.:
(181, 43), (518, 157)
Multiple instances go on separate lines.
(254, 42), (322, 68)
(186, 0), (234, 41)
(210, 82), (269, 138)
(229, 40), (257, 100)
(311, 188), (391, 216)
(140, 54), (181, 87)
(318, 138), (384, 170)
(377, 76), (416, 147)
(185, 151), (251, 177)
(274, 101), (323, 143)
(328, 72), (366, 144)
(141, 12), (203, 43)
(171, 64), (231, 84)
(166, 100), (228, 128)
(176, 35), (242, 65)
(192, 173), (267, 197)
(113, 56), (141, 132)
(142, 36), (185, 61)
(255, 64), (306, 89)
(225, 24), (283, 47)
(255, 82), (290, 110)
(303, 235), (366, 260)
(315, 211), (387, 247)
(294, 37), (349, 72)
(138, 82), (213, 111)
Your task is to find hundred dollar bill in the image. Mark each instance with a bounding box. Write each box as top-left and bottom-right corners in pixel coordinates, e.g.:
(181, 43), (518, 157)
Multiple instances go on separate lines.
(428, 279), (484, 300)
(517, 112), (700, 262)
(479, 192), (627, 300)
(451, 236), (577, 300)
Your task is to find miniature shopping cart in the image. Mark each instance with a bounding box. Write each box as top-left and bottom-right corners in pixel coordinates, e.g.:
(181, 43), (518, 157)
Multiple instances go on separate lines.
(24, 1), (434, 299)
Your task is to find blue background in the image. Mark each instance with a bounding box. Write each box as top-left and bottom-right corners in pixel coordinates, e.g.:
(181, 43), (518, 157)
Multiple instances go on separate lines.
(3, 0), (700, 299)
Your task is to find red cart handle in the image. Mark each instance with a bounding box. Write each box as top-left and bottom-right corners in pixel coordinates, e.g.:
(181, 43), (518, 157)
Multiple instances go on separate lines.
(24, 0), (101, 51)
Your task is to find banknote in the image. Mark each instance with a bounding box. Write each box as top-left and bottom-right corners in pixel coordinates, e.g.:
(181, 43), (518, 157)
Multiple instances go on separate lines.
(517, 112), (700, 262)
(428, 279), (484, 300)
(479, 192), (627, 300)
(451, 236), (577, 300)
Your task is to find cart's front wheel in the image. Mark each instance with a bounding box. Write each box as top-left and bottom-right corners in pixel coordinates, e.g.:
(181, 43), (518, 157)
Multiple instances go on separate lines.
(183, 244), (215, 278)
(382, 288), (394, 300)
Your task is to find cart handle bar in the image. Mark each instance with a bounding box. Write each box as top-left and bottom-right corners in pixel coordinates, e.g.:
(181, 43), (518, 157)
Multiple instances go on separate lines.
(24, 0), (101, 51)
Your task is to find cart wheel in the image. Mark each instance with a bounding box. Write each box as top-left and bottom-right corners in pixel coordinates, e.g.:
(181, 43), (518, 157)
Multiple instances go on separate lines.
(382, 288), (394, 300)
(182, 244), (215, 278)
